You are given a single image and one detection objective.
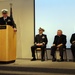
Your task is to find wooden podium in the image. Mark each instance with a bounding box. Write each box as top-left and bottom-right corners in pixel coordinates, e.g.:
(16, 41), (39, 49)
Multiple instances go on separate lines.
(0, 25), (16, 63)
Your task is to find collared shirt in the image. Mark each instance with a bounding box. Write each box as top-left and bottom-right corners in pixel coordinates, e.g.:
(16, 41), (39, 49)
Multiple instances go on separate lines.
(3, 17), (7, 20)
(39, 34), (43, 36)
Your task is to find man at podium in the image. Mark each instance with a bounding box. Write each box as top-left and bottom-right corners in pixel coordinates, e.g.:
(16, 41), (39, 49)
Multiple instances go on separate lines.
(0, 9), (17, 32)
(0, 9), (17, 63)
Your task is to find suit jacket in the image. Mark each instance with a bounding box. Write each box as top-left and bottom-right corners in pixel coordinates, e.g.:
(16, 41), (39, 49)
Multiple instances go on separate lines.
(70, 33), (75, 44)
(34, 34), (48, 46)
(0, 16), (16, 28)
(53, 34), (67, 47)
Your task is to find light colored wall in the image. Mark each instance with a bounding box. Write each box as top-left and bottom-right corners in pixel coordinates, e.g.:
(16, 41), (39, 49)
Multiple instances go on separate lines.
(0, 0), (73, 60)
(0, 0), (34, 58)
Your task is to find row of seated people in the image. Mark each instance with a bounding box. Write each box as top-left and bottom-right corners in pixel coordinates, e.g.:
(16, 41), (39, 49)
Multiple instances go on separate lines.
(31, 27), (75, 62)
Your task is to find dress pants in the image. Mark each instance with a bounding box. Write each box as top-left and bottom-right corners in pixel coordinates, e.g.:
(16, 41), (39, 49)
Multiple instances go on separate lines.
(51, 45), (63, 59)
(31, 45), (46, 59)
(71, 45), (75, 60)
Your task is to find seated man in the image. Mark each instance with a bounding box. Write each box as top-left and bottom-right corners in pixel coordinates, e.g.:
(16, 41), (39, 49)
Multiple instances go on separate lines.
(51, 30), (67, 61)
(31, 27), (48, 61)
(70, 33), (75, 62)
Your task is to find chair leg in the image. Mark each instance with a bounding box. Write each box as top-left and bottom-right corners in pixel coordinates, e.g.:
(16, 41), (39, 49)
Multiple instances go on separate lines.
(46, 50), (48, 60)
(36, 50), (48, 60)
(65, 50), (67, 61)
(36, 51), (38, 59)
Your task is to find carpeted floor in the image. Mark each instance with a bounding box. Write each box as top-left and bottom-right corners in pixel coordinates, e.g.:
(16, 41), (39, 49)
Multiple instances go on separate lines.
(0, 59), (75, 75)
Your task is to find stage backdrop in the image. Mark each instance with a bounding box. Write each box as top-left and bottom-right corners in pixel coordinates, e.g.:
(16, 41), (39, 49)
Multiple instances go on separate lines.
(35, 0), (75, 48)
(0, 0), (34, 58)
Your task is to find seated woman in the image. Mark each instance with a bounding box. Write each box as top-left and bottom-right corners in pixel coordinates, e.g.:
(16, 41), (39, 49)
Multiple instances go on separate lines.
(31, 27), (48, 61)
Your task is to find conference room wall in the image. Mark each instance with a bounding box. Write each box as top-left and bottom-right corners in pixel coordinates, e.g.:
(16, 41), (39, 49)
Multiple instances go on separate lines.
(0, 0), (34, 58)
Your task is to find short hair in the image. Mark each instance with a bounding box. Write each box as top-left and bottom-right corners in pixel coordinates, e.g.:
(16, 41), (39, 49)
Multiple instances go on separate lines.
(57, 30), (63, 33)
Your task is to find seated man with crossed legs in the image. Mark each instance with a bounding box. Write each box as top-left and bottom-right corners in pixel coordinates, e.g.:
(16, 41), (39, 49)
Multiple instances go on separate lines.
(51, 30), (67, 62)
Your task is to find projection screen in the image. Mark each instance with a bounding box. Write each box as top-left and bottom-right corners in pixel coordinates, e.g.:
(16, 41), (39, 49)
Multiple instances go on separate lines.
(35, 0), (75, 48)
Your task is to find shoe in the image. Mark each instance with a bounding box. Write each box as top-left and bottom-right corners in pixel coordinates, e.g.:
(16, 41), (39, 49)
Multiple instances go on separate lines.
(73, 59), (75, 62)
(31, 58), (36, 61)
(41, 59), (45, 61)
(58, 59), (64, 62)
(52, 58), (56, 62)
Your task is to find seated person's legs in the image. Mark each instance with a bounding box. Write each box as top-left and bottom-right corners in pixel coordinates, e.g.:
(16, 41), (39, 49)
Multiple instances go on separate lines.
(31, 45), (46, 61)
(71, 45), (75, 61)
(31, 45), (37, 61)
(59, 45), (64, 61)
(40, 45), (46, 61)
(51, 46), (57, 61)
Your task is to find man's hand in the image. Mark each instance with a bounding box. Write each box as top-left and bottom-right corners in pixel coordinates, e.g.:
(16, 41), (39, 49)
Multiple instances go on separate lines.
(72, 41), (75, 44)
(36, 43), (43, 46)
(57, 44), (62, 48)
(14, 28), (17, 32)
(53, 44), (56, 46)
(57, 44), (63, 48)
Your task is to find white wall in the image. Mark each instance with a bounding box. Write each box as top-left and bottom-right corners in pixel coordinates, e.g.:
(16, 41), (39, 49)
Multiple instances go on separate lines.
(0, 0), (34, 58)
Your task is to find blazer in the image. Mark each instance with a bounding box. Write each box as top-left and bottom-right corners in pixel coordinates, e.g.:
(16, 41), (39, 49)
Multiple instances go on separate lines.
(53, 34), (67, 47)
(70, 33), (75, 44)
(34, 34), (48, 45)
(0, 16), (16, 28)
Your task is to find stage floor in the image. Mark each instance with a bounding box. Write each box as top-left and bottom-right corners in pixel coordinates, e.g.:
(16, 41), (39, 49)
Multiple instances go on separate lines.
(0, 59), (75, 75)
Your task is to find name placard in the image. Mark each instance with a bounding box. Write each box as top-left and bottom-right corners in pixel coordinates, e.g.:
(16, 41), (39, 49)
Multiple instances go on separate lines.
(0, 25), (6, 29)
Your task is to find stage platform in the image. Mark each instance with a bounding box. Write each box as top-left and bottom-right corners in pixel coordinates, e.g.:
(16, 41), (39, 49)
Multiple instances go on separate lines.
(0, 59), (75, 75)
